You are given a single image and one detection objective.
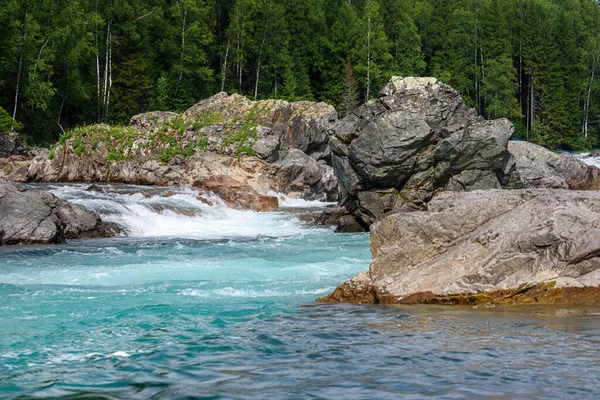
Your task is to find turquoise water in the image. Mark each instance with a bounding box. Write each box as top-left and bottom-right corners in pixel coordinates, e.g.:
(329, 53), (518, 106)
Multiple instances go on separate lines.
(1, 185), (600, 398)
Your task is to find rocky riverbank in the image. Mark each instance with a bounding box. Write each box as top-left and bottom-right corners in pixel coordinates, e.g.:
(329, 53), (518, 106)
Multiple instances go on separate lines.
(2, 77), (600, 306)
(0, 94), (338, 208)
(0, 181), (120, 245)
(319, 189), (600, 306)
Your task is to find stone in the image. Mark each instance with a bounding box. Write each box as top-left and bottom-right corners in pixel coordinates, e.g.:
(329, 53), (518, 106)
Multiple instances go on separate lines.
(0, 182), (120, 245)
(508, 140), (600, 190)
(316, 206), (367, 233)
(0, 93), (339, 204)
(0, 132), (26, 159)
(320, 189), (600, 305)
(129, 111), (179, 131)
(330, 76), (514, 227)
(268, 149), (338, 201)
(182, 93), (336, 162)
(192, 176), (279, 212)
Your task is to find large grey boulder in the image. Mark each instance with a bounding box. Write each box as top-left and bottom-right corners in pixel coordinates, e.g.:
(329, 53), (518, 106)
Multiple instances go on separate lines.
(0, 132), (26, 158)
(0, 182), (119, 245)
(321, 189), (600, 305)
(508, 140), (600, 190)
(268, 149), (338, 201)
(330, 77), (514, 226)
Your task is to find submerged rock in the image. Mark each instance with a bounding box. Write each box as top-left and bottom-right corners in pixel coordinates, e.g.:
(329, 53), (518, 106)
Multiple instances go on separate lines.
(320, 189), (600, 306)
(330, 76), (514, 227)
(0, 182), (120, 245)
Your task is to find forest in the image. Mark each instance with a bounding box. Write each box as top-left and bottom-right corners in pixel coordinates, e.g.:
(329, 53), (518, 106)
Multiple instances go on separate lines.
(1, 0), (600, 150)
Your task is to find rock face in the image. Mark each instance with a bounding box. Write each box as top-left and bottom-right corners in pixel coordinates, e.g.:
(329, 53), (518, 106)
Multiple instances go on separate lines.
(0, 94), (339, 203)
(508, 140), (600, 190)
(0, 182), (120, 245)
(330, 77), (514, 226)
(183, 93), (336, 164)
(0, 132), (26, 158)
(320, 189), (600, 306)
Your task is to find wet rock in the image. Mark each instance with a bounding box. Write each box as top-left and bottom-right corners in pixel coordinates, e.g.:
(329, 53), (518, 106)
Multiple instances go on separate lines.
(316, 206), (367, 233)
(321, 189), (600, 305)
(0, 182), (119, 245)
(86, 184), (105, 192)
(193, 176), (279, 212)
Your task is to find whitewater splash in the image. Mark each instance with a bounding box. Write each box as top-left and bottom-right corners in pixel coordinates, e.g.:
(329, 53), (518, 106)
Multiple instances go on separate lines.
(40, 184), (332, 240)
(576, 153), (600, 169)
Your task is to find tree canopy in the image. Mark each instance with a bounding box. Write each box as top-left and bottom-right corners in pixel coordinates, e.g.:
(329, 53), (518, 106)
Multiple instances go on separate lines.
(1, 0), (600, 150)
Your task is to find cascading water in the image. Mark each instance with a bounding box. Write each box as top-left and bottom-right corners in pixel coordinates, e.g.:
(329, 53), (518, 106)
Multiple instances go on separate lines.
(576, 152), (600, 169)
(1, 185), (600, 398)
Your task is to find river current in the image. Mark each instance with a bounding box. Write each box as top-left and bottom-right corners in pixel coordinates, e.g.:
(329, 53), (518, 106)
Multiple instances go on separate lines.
(1, 183), (600, 398)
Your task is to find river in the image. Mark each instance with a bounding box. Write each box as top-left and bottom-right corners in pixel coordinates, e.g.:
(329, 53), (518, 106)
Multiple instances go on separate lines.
(1, 184), (599, 398)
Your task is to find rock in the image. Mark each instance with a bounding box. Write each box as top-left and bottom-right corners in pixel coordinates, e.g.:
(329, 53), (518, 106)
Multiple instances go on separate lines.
(193, 176), (279, 212)
(129, 111), (179, 131)
(182, 93), (337, 163)
(0, 94), (339, 204)
(268, 149), (338, 201)
(320, 189), (600, 306)
(330, 77), (514, 226)
(86, 184), (105, 192)
(316, 206), (367, 233)
(0, 132), (26, 158)
(508, 140), (600, 190)
(0, 182), (120, 245)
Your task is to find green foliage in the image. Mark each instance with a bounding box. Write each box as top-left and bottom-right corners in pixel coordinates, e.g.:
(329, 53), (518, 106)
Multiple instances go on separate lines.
(0, 106), (22, 131)
(2, 0), (600, 151)
(193, 111), (225, 129)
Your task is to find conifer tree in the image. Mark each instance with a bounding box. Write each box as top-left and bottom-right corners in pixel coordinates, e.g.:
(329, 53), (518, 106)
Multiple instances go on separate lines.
(339, 57), (360, 117)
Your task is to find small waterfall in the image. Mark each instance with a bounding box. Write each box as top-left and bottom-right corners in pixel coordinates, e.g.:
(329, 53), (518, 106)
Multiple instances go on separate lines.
(39, 184), (332, 240)
(575, 153), (600, 169)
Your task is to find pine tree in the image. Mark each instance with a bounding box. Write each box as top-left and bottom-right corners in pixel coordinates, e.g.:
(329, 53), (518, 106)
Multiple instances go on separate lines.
(339, 56), (359, 117)
(391, 13), (426, 77)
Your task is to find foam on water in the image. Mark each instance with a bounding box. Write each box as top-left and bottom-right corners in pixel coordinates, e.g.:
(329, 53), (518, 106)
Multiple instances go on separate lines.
(266, 191), (337, 208)
(3, 184), (599, 398)
(575, 152), (600, 168)
(44, 184), (331, 240)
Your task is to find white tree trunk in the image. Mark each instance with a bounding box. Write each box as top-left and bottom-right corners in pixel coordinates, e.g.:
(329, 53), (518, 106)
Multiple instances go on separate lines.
(221, 36), (231, 92)
(366, 15), (371, 101)
(176, 9), (188, 95)
(32, 38), (49, 77)
(102, 22), (109, 121)
(106, 21), (112, 120)
(12, 14), (28, 132)
(254, 29), (267, 101)
(583, 55), (597, 138)
(56, 95), (67, 134)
